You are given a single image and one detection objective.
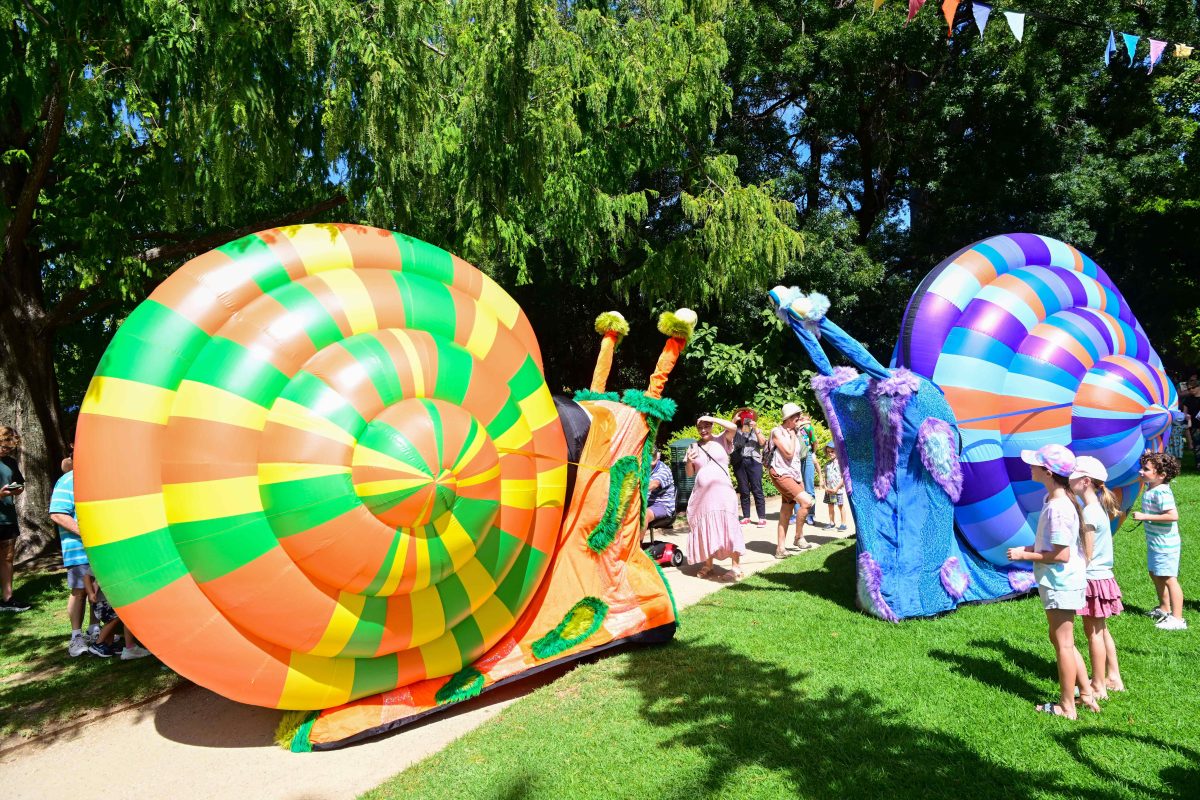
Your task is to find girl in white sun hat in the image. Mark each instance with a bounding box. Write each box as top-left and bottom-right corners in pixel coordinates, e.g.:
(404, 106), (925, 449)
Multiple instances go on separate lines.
(1069, 455), (1125, 698)
(1007, 444), (1100, 719)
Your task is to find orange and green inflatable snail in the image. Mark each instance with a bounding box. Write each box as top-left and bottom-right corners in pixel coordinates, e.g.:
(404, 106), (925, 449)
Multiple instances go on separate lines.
(73, 223), (695, 750)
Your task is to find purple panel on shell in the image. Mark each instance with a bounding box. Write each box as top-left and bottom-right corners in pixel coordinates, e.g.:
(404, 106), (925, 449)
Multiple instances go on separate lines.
(960, 299), (1029, 352)
(907, 293), (963, 376)
(1009, 233), (1053, 267)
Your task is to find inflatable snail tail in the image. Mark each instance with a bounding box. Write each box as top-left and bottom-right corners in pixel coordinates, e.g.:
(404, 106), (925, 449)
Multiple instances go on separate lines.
(768, 287), (1011, 621)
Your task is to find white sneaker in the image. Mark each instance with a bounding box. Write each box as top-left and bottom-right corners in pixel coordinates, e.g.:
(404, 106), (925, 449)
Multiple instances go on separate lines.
(1156, 616), (1188, 631)
(85, 623), (101, 644)
(68, 636), (89, 657)
(119, 645), (151, 661)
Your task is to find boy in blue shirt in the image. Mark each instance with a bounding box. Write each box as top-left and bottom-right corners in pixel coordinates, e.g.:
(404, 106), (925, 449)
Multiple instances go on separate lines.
(49, 461), (96, 656)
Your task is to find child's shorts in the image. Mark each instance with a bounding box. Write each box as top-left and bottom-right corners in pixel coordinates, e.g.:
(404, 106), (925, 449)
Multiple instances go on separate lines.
(1038, 585), (1085, 611)
(66, 564), (92, 590)
(1148, 547), (1180, 577)
(823, 491), (844, 505)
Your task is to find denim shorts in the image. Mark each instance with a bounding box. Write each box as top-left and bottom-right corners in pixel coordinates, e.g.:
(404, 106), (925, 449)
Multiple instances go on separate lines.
(1148, 547), (1180, 578)
(1038, 585), (1085, 611)
(66, 564), (92, 590)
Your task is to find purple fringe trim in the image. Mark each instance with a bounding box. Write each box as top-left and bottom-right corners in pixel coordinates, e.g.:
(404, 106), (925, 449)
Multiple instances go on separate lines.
(917, 417), (963, 502)
(811, 367), (858, 494)
(939, 556), (970, 600)
(868, 369), (920, 500)
(1008, 569), (1035, 594)
(856, 552), (899, 623)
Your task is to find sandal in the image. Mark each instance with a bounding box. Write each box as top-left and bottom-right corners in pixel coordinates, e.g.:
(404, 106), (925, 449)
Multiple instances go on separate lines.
(696, 564), (715, 579)
(774, 549), (790, 559)
(1034, 702), (1076, 719)
(792, 539), (815, 551)
(722, 568), (745, 582)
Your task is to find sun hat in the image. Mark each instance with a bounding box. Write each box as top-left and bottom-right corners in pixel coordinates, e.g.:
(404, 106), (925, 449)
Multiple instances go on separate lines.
(1069, 455), (1108, 482)
(1020, 444), (1076, 478)
(781, 402), (803, 422)
(734, 408), (757, 423)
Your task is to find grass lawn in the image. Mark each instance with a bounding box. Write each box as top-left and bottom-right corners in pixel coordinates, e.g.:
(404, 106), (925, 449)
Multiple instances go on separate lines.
(0, 569), (183, 739)
(363, 478), (1200, 800)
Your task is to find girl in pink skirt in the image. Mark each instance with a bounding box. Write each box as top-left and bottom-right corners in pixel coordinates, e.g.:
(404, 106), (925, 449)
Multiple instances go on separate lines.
(1070, 456), (1126, 698)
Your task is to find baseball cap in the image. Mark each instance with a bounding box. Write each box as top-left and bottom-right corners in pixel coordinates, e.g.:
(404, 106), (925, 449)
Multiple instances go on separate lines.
(1020, 444), (1076, 478)
(1069, 455), (1108, 482)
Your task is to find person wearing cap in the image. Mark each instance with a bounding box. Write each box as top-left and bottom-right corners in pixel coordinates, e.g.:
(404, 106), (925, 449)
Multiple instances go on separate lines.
(1068, 456), (1126, 697)
(767, 403), (816, 558)
(684, 414), (745, 580)
(730, 409), (767, 527)
(821, 442), (847, 532)
(1007, 444), (1098, 719)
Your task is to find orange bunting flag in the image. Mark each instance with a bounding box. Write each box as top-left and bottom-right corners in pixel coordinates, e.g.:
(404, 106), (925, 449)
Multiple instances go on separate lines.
(874, 0), (886, 11)
(1176, 44), (1194, 58)
(907, 0), (926, 25)
(942, 0), (959, 36)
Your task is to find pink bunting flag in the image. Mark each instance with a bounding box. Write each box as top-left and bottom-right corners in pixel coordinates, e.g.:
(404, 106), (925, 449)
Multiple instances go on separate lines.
(942, 0), (959, 36)
(1148, 39), (1167, 72)
(907, 0), (926, 25)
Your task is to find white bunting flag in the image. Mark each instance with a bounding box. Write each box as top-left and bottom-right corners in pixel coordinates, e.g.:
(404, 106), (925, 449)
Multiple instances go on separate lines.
(1004, 10), (1024, 43)
(972, 3), (991, 38)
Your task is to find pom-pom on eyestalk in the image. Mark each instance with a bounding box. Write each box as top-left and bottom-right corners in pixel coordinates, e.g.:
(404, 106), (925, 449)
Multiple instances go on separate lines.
(590, 311), (629, 393)
(646, 308), (697, 399)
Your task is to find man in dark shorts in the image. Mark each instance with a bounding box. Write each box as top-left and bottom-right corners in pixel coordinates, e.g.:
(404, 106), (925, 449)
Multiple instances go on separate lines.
(0, 426), (30, 612)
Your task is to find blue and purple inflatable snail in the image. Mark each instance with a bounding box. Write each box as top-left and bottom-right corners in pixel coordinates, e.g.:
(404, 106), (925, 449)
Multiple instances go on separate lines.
(771, 233), (1179, 621)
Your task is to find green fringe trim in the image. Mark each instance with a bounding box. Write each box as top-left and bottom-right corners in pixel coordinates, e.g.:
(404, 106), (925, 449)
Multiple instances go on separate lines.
(620, 389), (677, 422)
(595, 311), (630, 338)
(574, 389), (620, 403)
(657, 310), (696, 340)
(435, 666), (485, 705)
(276, 709), (317, 753)
(653, 560), (679, 626)
(586, 455), (641, 552)
(531, 597), (609, 660)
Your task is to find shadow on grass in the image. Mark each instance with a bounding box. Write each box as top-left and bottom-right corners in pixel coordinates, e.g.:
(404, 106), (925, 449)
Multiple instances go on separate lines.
(751, 540), (859, 613)
(928, 639), (1052, 701)
(618, 639), (1107, 800)
(1057, 729), (1200, 800)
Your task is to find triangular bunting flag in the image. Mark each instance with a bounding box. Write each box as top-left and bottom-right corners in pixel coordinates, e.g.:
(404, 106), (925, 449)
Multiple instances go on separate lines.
(942, 0), (959, 37)
(1122, 33), (1139, 66)
(1004, 10), (1023, 42)
(874, 0), (886, 11)
(972, 3), (991, 38)
(906, 0), (927, 25)
(1105, 31), (1116, 66)
(1175, 43), (1193, 59)
(1148, 39), (1167, 73)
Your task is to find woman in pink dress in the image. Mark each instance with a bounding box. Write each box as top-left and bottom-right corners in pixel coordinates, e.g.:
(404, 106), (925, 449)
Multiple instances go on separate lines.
(685, 415), (745, 580)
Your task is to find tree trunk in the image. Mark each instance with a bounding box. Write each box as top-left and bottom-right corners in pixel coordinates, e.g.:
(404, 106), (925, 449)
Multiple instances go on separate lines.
(0, 268), (67, 564)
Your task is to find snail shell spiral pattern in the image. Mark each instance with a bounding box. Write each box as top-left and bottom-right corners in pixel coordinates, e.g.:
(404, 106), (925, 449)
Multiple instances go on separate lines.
(74, 224), (567, 709)
(895, 233), (1175, 566)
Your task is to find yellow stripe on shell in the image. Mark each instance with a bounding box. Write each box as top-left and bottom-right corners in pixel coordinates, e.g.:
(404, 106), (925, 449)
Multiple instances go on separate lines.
(307, 591), (368, 657)
(478, 273), (521, 329)
(258, 462), (352, 485)
(536, 464), (569, 507)
(434, 514), (477, 572)
(350, 443), (431, 479)
(412, 534), (432, 591)
(311, 269), (378, 335)
(456, 463), (501, 489)
(419, 632), (464, 677)
(279, 652), (353, 710)
(455, 557), (498, 608)
(472, 595), (516, 640)
(82, 377), (174, 426)
(77, 494), (168, 548)
(408, 584), (446, 645)
(371, 533), (410, 597)
(517, 386), (559, 432)
(279, 223), (354, 276)
(266, 397), (357, 448)
(172, 380), (269, 430)
(387, 329), (428, 398)
(352, 476), (432, 498)
(162, 476), (263, 524)
(491, 423), (532, 453)
(463, 305), (499, 360)
(500, 478), (538, 511)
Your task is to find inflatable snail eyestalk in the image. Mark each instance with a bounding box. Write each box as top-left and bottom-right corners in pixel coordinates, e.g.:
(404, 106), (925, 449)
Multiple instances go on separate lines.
(590, 311), (629, 393)
(73, 223), (690, 750)
(770, 233), (1178, 622)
